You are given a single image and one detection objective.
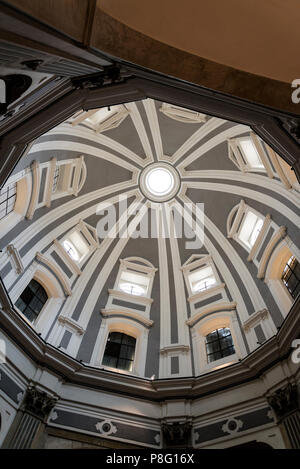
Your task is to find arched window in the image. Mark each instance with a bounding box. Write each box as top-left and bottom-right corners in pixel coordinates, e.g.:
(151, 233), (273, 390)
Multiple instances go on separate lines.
(281, 256), (300, 300)
(0, 181), (17, 221)
(264, 240), (300, 317)
(15, 279), (48, 323)
(102, 332), (136, 372)
(205, 327), (235, 363)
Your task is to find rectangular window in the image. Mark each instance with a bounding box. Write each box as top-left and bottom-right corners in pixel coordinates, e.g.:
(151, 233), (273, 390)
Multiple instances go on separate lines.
(238, 211), (264, 249)
(86, 106), (118, 126)
(63, 231), (90, 263)
(239, 138), (264, 169)
(205, 327), (235, 363)
(118, 270), (149, 296)
(189, 265), (216, 294)
(0, 182), (17, 221)
(102, 332), (136, 371)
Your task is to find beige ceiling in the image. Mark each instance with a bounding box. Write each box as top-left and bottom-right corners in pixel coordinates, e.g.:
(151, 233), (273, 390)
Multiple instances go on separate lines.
(100, 0), (300, 83)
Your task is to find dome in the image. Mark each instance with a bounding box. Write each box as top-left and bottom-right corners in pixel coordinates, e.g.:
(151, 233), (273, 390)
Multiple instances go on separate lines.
(1, 97), (299, 381)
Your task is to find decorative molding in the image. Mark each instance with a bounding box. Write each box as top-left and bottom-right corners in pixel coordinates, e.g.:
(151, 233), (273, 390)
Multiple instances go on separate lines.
(108, 289), (153, 305)
(22, 386), (58, 421)
(162, 419), (192, 447)
(100, 308), (154, 327)
(6, 244), (24, 274)
(53, 240), (82, 276)
(247, 214), (272, 261)
(95, 419), (117, 436)
(221, 417), (244, 435)
(44, 157), (57, 208)
(242, 308), (270, 331)
(267, 383), (299, 421)
(160, 345), (190, 355)
(57, 315), (85, 335)
(36, 252), (72, 296)
(26, 160), (40, 220)
(160, 102), (207, 123)
(257, 226), (287, 279)
(186, 301), (237, 327)
(187, 283), (226, 303)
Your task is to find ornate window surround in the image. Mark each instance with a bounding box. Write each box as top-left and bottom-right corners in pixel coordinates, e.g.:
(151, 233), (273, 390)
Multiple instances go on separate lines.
(265, 144), (300, 192)
(37, 156), (86, 210)
(190, 310), (246, 375)
(90, 316), (149, 377)
(264, 238), (300, 317)
(71, 104), (129, 133)
(228, 132), (274, 176)
(242, 308), (278, 351)
(11, 261), (65, 338)
(0, 168), (32, 237)
(227, 200), (271, 259)
(104, 257), (157, 323)
(181, 255), (228, 319)
(59, 219), (99, 270)
(159, 103), (207, 124)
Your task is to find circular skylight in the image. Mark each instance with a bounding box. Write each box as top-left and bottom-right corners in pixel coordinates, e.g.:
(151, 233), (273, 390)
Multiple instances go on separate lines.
(139, 163), (180, 202)
(145, 167), (174, 196)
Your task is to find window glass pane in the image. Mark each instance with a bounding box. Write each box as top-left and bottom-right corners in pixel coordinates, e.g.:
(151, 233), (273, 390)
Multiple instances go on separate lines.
(0, 182), (16, 221)
(282, 256), (300, 299)
(205, 328), (235, 363)
(102, 332), (136, 372)
(15, 279), (48, 323)
(239, 139), (264, 168)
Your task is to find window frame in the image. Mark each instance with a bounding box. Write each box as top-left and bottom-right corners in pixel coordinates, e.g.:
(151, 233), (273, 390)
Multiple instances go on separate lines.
(228, 132), (274, 176)
(159, 102), (207, 123)
(90, 316), (149, 377)
(60, 220), (99, 268)
(102, 331), (136, 372)
(205, 327), (235, 364)
(190, 311), (243, 375)
(15, 278), (48, 324)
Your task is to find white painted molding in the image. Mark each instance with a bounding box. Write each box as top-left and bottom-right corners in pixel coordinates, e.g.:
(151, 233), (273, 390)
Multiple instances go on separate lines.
(250, 132), (274, 178)
(6, 244), (24, 274)
(108, 289), (154, 305)
(36, 252), (72, 296)
(159, 103), (207, 123)
(120, 257), (158, 274)
(257, 226), (287, 279)
(227, 200), (245, 238)
(187, 283), (226, 303)
(247, 214), (272, 262)
(187, 301), (237, 327)
(26, 160), (40, 220)
(266, 146), (292, 189)
(44, 157), (57, 208)
(53, 239), (82, 276)
(100, 309), (153, 327)
(242, 308), (270, 330)
(160, 344), (190, 354)
(58, 315), (85, 335)
(142, 99), (163, 160)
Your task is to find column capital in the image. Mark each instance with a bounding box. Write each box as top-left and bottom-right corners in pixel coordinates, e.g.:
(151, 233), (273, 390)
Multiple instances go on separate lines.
(22, 386), (58, 421)
(267, 383), (299, 421)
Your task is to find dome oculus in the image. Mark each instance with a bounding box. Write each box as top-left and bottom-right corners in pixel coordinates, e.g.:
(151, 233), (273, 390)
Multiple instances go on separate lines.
(146, 167), (174, 196)
(140, 163), (180, 201)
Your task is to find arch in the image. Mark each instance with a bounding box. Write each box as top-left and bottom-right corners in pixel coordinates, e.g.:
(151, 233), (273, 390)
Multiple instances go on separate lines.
(11, 261), (65, 338)
(191, 310), (246, 375)
(0, 169), (32, 238)
(90, 316), (149, 377)
(265, 238), (300, 317)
